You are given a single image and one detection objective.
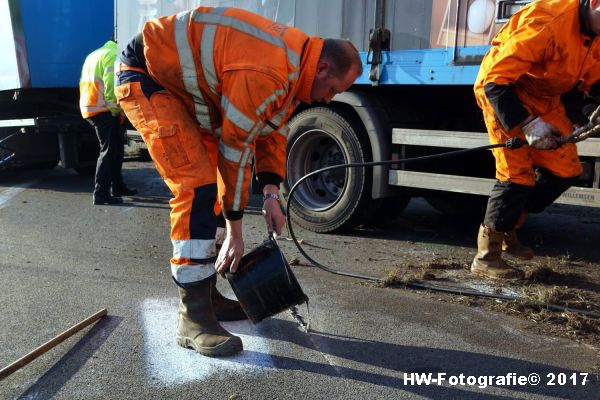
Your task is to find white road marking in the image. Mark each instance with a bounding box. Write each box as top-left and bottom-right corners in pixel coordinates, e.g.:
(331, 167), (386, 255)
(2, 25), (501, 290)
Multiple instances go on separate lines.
(141, 298), (274, 386)
(0, 181), (37, 209)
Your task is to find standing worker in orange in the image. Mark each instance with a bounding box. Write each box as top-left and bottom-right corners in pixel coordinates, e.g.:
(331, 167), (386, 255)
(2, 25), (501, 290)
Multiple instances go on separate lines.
(80, 39), (137, 205)
(115, 7), (362, 357)
(472, 0), (600, 279)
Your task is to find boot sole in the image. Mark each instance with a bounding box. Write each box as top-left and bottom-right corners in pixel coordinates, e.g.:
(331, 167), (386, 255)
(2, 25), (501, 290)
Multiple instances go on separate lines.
(471, 262), (524, 280)
(176, 334), (243, 357)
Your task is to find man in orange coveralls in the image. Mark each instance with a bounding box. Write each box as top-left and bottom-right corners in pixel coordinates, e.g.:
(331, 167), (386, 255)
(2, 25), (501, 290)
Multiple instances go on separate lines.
(115, 7), (362, 357)
(472, 0), (600, 280)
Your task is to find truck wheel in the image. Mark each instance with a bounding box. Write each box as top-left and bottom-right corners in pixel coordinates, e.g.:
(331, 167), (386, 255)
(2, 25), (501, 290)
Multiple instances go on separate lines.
(281, 107), (371, 233)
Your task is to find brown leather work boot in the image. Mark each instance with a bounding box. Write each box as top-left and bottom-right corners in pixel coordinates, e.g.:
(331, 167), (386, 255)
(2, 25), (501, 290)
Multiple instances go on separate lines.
(176, 281), (243, 357)
(471, 224), (524, 280)
(210, 275), (247, 321)
(502, 230), (534, 260)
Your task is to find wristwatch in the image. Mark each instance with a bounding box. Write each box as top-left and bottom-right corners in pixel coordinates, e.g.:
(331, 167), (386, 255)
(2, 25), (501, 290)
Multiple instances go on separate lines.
(263, 192), (280, 202)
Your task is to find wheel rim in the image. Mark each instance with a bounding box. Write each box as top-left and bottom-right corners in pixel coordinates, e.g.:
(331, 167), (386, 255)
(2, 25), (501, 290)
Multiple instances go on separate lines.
(287, 128), (348, 211)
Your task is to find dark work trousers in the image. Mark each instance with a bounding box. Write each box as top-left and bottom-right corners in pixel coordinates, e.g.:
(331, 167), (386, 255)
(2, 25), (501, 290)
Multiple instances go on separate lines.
(86, 112), (125, 197)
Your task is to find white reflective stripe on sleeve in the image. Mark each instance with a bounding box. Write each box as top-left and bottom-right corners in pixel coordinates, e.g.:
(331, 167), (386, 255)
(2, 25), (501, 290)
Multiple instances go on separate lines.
(192, 11), (300, 68)
(233, 147), (253, 210)
(95, 80), (106, 108)
(274, 124), (290, 138)
(218, 140), (242, 163)
(171, 263), (215, 284)
(104, 65), (114, 73)
(172, 238), (216, 259)
(175, 11), (212, 129)
(81, 105), (109, 113)
(255, 88), (286, 116)
(289, 70), (300, 81)
(222, 96), (255, 132)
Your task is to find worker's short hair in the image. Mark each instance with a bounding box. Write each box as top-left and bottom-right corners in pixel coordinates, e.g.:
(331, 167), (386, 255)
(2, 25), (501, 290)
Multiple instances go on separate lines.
(321, 38), (363, 78)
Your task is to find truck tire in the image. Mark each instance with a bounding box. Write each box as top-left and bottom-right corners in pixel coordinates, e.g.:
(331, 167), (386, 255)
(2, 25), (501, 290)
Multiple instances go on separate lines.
(281, 107), (371, 233)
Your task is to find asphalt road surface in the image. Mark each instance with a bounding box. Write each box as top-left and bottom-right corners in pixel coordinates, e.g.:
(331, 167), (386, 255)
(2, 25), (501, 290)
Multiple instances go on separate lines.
(0, 160), (599, 400)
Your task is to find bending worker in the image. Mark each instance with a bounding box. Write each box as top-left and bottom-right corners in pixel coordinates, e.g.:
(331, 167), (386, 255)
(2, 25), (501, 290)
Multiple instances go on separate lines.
(80, 39), (137, 205)
(472, 0), (600, 279)
(115, 7), (362, 357)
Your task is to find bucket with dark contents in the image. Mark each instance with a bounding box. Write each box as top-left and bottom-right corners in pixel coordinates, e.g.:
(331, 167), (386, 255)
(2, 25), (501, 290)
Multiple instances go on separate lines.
(226, 236), (308, 324)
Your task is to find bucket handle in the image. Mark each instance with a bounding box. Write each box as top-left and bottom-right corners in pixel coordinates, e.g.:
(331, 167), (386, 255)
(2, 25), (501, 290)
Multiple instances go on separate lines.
(268, 234), (295, 286)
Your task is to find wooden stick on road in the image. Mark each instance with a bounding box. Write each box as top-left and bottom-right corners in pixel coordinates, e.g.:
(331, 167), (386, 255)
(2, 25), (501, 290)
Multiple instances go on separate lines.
(0, 308), (108, 381)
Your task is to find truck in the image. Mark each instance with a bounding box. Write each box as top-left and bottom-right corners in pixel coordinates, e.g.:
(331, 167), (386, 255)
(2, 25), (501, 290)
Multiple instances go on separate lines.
(0, 0), (114, 173)
(3, 1), (599, 228)
(113, 0), (600, 232)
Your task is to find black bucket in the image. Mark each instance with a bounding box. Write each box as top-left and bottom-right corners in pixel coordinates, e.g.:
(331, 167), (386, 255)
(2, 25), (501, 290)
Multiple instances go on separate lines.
(226, 236), (308, 324)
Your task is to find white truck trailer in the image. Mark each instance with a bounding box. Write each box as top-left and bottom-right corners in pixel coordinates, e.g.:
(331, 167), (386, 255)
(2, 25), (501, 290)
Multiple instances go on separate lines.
(115, 0), (600, 232)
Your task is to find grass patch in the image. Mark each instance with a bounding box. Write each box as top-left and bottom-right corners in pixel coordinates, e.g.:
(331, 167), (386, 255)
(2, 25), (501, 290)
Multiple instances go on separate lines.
(378, 266), (436, 287)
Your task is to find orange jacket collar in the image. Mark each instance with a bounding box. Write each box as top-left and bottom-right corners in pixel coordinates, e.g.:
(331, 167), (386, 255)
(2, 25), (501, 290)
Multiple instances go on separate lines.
(295, 37), (324, 104)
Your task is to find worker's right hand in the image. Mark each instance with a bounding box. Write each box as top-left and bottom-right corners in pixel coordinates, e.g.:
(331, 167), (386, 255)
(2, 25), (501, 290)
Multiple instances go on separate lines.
(521, 116), (562, 150)
(215, 219), (244, 278)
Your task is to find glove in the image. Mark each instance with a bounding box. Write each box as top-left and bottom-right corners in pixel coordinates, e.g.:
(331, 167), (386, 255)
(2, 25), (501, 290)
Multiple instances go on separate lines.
(521, 116), (562, 150)
(566, 104), (600, 143)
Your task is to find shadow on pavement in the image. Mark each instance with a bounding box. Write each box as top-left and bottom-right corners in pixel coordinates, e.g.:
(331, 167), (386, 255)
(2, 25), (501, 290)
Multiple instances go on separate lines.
(16, 315), (123, 400)
(234, 319), (599, 399)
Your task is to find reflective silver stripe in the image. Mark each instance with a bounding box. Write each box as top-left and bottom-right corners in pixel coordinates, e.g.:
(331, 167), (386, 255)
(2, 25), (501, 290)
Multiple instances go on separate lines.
(289, 70), (300, 81)
(175, 11), (212, 129)
(81, 105), (108, 112)
(104, 65), (114, 73)
(255, 87), (292, 137)
(231, 119), (263, 210)
(172, 238), (216, 259)
(191, 12), (300, 68)
(218, 140), (242, 163)
(82, 80), (107, 111)
(233, 148), (253, 210)
(256, 88), (287, 116)
(222, 96), (255, 132)
(96, 80), (106, 107)
(196, 8), (226, 96)
(278, 125), (290, 137)
(271, 105), (292, 128)
(261, 123), (290, 137)
(171, 263), (215, 284)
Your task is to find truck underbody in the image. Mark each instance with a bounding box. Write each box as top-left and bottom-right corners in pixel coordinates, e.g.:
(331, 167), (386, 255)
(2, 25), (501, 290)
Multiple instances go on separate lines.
(0, 88), (98, 173)
(281, 84), (600, 232)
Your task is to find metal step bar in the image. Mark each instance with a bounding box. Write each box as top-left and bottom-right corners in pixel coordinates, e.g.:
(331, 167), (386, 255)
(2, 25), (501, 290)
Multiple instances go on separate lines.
(389, 170), (600, 207)
(392, 128), (600, 157)
(390, 128), (600, 207)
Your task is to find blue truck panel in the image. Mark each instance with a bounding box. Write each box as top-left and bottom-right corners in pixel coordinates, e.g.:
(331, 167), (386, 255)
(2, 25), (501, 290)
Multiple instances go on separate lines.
(19, 0), (113, 88)
(355, 46), (491, 86)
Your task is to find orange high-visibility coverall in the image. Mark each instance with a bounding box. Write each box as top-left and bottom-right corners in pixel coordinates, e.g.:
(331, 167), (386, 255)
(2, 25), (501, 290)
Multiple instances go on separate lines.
(115, 7), (323, 284)
(473, 0), (600, 187)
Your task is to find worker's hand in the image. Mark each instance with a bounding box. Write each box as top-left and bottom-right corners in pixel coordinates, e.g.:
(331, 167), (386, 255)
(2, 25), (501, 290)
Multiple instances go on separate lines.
(215, 220), (244, 277)
(262, 187), (285, 236)
(521, 116), (562, 150)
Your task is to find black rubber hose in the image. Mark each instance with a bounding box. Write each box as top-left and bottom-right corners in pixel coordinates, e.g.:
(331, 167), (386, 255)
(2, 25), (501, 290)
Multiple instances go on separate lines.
(285, 138), (600, 319)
